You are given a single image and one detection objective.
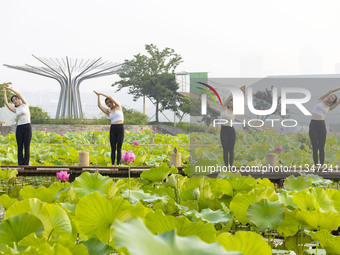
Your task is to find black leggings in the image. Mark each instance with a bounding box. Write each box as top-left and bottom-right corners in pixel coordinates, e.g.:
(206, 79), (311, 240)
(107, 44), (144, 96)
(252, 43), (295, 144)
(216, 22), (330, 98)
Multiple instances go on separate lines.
(309, 120), (327, 165)
(220, 126), (236, 166)
(16, 123), (32, 165)
(110, 124), (124, 165)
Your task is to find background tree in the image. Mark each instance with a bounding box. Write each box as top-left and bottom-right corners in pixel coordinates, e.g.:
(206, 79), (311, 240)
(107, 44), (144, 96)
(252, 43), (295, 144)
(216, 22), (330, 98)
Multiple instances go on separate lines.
(113, 44), (183, 122)
(29, 106), (50, 124)
(0, 82), (13, 107)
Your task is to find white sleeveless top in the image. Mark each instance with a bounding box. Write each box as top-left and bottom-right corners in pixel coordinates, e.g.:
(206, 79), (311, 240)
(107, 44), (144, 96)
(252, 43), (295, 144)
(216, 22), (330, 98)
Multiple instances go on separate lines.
(220, 108), (235, 127)
(15, 103), (31, 125)
(312, 102), (329, 117)
(109, 109), (124, 124)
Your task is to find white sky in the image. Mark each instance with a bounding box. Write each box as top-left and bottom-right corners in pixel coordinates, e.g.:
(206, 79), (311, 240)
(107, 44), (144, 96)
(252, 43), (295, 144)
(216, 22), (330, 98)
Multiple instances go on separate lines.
(1, 0), (340, 119)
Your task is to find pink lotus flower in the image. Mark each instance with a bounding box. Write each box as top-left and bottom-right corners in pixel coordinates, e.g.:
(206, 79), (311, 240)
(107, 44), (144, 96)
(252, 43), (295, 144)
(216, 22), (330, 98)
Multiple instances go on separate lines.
(96, 168), (99, 173)
(102, 128), (104, 131)
(151, 130), (154, 133)
(174, 147), (178, 153)
(68, 129), (71, 132)
(141, 127), (143, 130)
(9, 131), (13, 134)
(61, 133), (64, 136)
(72, 129), (75, 132)
(107, 126), (110, 130)
(237, 133), (240, 136)
(43, 128), (47, 131)
(275, 146), (282, 152)
(154, 127), (157, 130)
(56, 171), (70, 181)
(124, 130), (127, 133)
(280, 127), (284, 130)
(134, 141), (139, 146)
(122, 152), (135, 164)
(138, 131), (140, 134)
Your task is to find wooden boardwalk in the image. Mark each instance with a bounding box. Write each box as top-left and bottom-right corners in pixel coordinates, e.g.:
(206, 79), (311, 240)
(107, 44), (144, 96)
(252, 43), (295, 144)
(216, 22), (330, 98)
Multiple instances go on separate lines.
(0, 165), (186, 181)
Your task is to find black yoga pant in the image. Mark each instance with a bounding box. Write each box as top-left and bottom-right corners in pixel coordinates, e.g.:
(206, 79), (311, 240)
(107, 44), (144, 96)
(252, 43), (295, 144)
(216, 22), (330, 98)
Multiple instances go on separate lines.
(309, 120), (327, 165)
(110, 124), (124, 165)
(220, 126), (236, 167)
(16, 123), (32, 165)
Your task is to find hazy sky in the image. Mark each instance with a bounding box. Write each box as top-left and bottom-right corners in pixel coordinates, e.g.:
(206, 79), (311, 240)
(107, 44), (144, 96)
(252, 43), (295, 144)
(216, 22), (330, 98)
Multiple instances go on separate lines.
(1, 0), (340, 119)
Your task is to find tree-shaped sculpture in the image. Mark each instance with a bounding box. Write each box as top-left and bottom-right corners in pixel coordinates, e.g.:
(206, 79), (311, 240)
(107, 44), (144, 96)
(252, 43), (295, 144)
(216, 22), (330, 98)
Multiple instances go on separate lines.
(4, 55), (129, 118)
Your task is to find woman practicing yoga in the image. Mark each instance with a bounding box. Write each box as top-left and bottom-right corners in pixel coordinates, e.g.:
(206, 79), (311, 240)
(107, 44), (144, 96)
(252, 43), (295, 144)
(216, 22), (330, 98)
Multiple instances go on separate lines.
(309, 88), (340, 165)
(94, 91), (124, 167)
(3, 86), (32, 165)
(220, 86), (245, 167)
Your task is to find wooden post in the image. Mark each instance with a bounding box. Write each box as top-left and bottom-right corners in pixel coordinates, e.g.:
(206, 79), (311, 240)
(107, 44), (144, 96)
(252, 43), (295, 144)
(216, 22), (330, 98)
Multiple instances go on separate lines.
(266, 153), (277, 167)
(170, 153), (181, 167)
(79, 152), (89, 167)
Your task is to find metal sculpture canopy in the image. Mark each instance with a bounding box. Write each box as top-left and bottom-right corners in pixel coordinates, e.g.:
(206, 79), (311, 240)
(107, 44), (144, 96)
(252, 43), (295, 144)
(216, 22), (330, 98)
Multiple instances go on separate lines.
(4, 55), (129, 118)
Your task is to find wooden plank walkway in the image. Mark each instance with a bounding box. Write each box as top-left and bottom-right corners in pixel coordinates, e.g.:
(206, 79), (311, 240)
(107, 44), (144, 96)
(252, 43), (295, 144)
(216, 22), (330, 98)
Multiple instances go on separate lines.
(0, 165), (186, 181)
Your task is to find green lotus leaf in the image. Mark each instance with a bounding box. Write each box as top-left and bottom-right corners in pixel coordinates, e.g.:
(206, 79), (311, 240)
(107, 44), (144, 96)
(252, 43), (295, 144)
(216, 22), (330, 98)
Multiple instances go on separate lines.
(216, 231), (272, 255)
(113, 218), (238, 255)
(185, 208), (232, 225)
(18, 232), (47, 247)
(21, 243), (73, 255)
(311, 229), (335, 248)
(73, 172), (113, 198)
(81, 238), (114, 255)
(0, 194), (18, 210)
(230, 187), (278, 225)
(164, 174), (187, 190)
(6, 198), (72, 238)
(256, 178), (275, 189)
(49, 238), (89, 255)
(283, 233), (312, 254)
(296, 211), (340, 231)
(75, 192), (144, 243)
(20, 186), (56, 203)
(106, 179), (126, 199)
(140, 163), (178, 183)
(0, 214), (44, 245)
(277, 191), (298, 210)
(0, 169), (18, 182)
(144, 210), (216, 243)
(324, 235), (340, 255)
(41, 204), (72, 237)
(331, 190), (340, 213)
(276, 209), (299, 237)
(55, 185), (79, 204)
(247, 199), (285, 232)
(47, 181), (71, 195)
(309, 187), (336, 212)
(306, 174), (332, 186)
(6, 198), (46, 220)
(292, 190), (320, 211)
(121, 189), (168, 204)
(283, 175), (312, 191)
(228, 177), (257, 194)
(209, 179), (233, 198)
(180, 177), (212, 201)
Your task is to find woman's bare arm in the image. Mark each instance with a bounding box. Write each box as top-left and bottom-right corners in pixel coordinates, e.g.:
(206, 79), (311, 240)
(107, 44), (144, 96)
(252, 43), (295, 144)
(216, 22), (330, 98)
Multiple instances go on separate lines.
(3, 88), (15, 113)
(318, 87), (340, 101)
(94, 91), (110, 115)
(6, 87), (27, 105)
